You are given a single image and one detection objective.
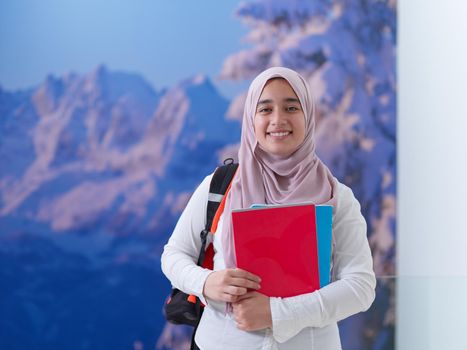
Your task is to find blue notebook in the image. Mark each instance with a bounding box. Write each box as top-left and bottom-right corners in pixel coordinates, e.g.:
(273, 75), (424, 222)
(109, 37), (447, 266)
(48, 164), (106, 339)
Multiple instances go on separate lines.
(315, 205), (333, 287)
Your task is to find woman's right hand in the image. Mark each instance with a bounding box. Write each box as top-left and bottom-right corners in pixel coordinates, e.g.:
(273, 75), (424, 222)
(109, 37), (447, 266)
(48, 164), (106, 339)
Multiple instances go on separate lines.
(203, 268), (261, 303)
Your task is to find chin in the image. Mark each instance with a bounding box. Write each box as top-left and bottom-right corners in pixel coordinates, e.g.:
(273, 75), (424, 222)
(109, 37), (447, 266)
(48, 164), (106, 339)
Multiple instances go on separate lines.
(257, 141), (299, 158)
(267, 148), (294, 158)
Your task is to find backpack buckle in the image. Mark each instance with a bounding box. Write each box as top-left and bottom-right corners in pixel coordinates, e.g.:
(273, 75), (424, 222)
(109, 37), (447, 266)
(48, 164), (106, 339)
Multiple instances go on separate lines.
(200, 229), (209, 241)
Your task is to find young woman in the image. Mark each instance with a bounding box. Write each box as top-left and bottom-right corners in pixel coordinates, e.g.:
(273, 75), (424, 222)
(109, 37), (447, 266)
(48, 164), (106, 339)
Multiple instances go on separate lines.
(161, 67), (376, 349)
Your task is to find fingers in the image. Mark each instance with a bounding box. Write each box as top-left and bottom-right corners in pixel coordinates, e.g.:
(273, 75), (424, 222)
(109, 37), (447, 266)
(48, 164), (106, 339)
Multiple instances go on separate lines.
(221, 293), (240, 303)
(219, 282), (258, 302)
(231, 300), (252, 330)
(225, 285), (248, 296)
(232, 292), (272, 331)
(221, 269), (261, 291)
(230, 268), (262, 283)
(203, 269), (262, 303)
(225, 269), (261, 291)
(229, 277), (261, 291)
(234, 291), (258, 302)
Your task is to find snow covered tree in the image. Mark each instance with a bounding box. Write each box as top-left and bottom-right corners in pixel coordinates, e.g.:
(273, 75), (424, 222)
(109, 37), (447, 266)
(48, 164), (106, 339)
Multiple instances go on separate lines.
(221, 1), (396, 348)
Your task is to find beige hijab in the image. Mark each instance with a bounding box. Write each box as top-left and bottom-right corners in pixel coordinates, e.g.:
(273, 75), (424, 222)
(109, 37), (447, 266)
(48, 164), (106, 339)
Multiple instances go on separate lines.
(221, 67), (338, 268)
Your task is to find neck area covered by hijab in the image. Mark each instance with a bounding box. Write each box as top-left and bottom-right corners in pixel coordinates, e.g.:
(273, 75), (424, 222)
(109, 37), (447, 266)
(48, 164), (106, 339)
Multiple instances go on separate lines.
(221, 66), (338, 269)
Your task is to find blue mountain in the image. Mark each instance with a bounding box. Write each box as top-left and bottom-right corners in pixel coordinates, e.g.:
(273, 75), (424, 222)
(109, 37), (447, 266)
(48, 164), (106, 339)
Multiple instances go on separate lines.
(0, 66), (240, 350)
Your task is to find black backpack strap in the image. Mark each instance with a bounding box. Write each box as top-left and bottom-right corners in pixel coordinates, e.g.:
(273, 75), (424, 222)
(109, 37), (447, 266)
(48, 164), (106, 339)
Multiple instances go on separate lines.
(196, 160), (239, 266)
(206, 161), (239, 232)
(189, 161), (239, 349)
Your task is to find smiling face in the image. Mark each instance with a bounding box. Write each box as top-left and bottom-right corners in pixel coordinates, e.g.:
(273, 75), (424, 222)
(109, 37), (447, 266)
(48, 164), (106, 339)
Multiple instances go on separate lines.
(253, 78), (306, 157)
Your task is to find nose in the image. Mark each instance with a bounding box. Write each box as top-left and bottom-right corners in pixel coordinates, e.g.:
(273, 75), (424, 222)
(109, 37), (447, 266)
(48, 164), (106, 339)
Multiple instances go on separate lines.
(270, 109), (286, 126)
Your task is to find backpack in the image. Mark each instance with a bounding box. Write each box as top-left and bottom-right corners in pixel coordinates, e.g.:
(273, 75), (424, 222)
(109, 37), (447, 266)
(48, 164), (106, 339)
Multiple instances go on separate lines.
(163, 160), (239, 348)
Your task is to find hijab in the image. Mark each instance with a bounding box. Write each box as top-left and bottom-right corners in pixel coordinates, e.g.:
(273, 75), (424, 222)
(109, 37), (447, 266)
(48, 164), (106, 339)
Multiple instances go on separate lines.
(221, 67), (338, 268)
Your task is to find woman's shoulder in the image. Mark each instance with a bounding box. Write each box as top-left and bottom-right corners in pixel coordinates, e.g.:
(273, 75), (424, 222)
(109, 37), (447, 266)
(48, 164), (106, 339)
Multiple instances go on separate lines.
(186, 173), (216, 205)
(332, 179), (367, 238)
(198, 172), (215, 187)
(203, 172), (214, 184)
(333, 178), (361, 214)
(335, 178), (354, 198)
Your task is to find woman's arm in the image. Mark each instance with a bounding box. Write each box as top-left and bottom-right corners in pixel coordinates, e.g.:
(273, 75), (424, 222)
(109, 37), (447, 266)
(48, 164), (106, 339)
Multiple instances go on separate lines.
(270, 183), (376, 343)
(161, 174), (261, 303)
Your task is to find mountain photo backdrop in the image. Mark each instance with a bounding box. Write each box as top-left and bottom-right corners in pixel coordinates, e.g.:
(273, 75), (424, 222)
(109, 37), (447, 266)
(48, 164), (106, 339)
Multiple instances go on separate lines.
(0, 1), (396, 349)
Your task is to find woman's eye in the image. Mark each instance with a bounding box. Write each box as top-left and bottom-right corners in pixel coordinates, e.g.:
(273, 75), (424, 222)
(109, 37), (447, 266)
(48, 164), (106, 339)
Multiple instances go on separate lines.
(259, 108), (272, 113)
(286, 106), (299, 112)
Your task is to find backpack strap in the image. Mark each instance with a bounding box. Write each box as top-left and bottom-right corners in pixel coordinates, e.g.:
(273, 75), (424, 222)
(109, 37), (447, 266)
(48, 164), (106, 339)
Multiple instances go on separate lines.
(207, 162), (239, 233)
(189, 161), (239, 343)
(197, 161), (238, 266)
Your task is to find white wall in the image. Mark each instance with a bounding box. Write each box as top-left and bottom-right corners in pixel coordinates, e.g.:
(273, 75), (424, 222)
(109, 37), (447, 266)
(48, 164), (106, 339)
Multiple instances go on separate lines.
(398, 0), (467, 349)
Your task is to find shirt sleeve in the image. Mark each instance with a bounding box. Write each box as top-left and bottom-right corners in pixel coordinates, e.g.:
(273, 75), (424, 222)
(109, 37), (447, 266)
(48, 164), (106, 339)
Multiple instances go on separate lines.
(160, 174), (215, 304)
(270, 183), (377, 343)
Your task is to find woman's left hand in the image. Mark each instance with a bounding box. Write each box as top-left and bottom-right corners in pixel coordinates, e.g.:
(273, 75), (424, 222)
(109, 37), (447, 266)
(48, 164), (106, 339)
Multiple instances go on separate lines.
(231, 291), (272, 331)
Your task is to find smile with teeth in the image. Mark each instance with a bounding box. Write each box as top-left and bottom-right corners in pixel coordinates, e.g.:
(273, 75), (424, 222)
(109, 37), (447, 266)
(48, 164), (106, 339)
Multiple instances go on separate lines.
(268, 131), (291, 137)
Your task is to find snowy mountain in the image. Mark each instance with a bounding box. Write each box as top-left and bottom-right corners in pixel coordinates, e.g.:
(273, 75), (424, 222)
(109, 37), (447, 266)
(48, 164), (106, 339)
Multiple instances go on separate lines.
(0, 65), (239, 235)
(0, 65), (240, 350)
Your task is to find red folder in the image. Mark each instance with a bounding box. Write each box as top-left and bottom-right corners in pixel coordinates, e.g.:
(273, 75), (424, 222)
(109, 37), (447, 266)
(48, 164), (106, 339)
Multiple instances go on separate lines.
(232, 203), (320, 298)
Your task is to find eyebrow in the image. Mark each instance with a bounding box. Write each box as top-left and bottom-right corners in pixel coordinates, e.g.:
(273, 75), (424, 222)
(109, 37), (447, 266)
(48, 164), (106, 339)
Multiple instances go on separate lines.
(256, 97), (301, 106)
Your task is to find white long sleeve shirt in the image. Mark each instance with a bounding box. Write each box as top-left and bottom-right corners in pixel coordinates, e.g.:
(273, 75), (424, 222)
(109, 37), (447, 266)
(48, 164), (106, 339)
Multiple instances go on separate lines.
(161, 174), (376, 350)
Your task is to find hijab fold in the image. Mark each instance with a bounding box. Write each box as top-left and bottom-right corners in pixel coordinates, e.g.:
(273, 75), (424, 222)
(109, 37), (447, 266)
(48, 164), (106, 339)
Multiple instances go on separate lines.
(221, 67), (338, 269)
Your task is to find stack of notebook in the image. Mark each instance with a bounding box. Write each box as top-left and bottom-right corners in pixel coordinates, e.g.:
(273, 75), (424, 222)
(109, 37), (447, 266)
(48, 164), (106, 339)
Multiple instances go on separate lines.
(232, 203), (333, 298)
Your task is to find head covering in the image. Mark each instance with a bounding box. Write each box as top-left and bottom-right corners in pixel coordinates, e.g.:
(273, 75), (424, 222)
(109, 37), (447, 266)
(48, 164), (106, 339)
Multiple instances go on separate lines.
(221, 67), (338, 268)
